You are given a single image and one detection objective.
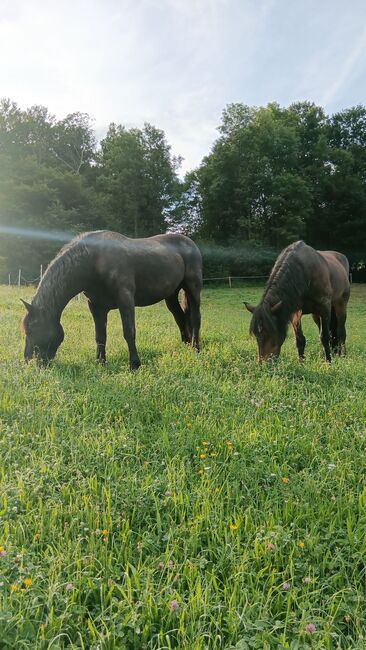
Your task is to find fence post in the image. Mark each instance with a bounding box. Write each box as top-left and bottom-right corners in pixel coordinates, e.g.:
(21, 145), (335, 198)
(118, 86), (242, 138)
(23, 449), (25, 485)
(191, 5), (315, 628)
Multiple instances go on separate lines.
(8, 274), (11, 286)
(228, 276), (232, 288)
(18, 269), (21, 288)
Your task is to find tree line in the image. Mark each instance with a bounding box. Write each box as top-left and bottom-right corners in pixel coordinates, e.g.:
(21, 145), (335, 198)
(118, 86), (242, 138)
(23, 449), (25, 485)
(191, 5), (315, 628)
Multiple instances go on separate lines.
(0, 97), (365, 282)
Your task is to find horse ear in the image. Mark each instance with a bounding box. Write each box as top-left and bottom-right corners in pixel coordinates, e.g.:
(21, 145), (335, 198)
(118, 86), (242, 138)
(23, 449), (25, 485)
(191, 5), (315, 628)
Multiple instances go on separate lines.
(271, 300), (283, 314)
(20, 299), (34, 315)
(244, 302), (255, 313)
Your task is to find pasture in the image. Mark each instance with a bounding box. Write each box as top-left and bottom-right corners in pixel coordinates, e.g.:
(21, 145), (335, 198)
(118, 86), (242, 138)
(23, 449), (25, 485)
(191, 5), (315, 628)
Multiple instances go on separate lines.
(0, 283), (366, 649)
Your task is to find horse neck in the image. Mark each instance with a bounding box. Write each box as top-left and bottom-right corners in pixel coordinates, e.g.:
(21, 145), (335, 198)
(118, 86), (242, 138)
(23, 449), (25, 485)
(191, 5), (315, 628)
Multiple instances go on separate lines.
(33, 245), (91, 319)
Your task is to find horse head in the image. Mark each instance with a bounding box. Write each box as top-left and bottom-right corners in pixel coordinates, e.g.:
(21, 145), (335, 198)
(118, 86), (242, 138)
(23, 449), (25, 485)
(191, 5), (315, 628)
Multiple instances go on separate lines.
(21, 300), (64, 365)
(244, 300), (284, 362)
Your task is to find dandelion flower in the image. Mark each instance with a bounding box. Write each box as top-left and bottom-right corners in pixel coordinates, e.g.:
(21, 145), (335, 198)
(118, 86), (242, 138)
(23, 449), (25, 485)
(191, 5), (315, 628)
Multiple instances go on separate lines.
(298, 541), (305, 549)
(281, 477), (289, 484)
(101, 529), (108, 536)
(229, 523), (238, 532)
(199, 454), (206, 460)
(23, 578), (32, 588)
(10, 584), (18, 592)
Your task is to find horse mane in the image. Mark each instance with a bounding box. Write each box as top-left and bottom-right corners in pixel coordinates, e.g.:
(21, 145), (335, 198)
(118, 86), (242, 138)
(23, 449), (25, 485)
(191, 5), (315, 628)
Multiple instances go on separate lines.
(251, 241), (309, 340)
(32, 233), (92, 314)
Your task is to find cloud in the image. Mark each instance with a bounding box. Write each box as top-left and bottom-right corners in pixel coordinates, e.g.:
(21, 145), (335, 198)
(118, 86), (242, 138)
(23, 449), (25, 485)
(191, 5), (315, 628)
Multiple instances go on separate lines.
(0, 0), (365, 172)
(320, 23), (366, 107)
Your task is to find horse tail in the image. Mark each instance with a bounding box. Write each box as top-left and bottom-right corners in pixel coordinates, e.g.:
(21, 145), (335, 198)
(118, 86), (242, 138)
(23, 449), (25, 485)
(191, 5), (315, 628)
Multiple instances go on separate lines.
(181, 289), (192, 341)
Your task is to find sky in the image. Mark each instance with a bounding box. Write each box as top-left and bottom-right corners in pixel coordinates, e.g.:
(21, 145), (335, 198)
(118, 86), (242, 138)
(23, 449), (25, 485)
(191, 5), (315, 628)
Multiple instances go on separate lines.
(1, 0), (366, 174)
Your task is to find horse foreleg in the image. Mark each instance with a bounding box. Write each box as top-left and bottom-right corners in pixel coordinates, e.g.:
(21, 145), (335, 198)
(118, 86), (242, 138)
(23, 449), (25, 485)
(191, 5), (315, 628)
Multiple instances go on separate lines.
(291, 311), (306, 360)
(118, 296), (141, 371)
(165, 292), (191, 343)
(88, 301), (108, 363)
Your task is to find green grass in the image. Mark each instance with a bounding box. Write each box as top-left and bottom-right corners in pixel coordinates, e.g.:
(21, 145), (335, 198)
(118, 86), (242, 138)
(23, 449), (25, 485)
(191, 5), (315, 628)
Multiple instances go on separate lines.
(1, 283), (366, 649)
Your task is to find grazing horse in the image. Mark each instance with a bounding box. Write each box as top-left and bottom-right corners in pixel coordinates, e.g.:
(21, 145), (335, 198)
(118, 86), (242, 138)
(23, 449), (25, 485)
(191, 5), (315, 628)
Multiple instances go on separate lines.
(244, 241), (350, 362)
(21, 230), (202, 369)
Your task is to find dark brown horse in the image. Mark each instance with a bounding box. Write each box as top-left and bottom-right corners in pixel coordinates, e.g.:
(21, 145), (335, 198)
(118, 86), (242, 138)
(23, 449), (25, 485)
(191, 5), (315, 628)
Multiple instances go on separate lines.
(21, 230), (202, 369)
(244, 241), (350, 362)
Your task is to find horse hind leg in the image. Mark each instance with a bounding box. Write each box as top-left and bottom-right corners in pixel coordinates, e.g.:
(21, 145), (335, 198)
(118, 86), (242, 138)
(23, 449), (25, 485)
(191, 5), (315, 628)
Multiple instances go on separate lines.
(329, 306), (339, 354)
(334, 303), (348, 355)
(118, 292), (141, 371)
(165, 292), (191, 344)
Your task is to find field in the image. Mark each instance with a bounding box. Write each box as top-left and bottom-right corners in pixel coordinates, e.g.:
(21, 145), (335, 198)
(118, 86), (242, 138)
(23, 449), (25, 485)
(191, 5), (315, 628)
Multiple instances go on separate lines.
(0, 283), (366, 649)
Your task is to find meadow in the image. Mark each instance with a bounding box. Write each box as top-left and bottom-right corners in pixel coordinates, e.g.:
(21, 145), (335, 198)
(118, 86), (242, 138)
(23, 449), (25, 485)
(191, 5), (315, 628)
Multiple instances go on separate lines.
(0, 283), (366, 649)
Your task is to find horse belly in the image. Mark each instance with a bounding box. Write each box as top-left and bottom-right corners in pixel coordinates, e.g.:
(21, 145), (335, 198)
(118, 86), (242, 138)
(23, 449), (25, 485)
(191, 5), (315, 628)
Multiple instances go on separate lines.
(134, 269), (184, 306)
(134, 280), (181, 306)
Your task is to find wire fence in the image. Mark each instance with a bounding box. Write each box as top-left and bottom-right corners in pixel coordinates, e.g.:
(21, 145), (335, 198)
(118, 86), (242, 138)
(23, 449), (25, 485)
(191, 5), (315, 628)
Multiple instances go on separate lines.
(6, 270), (355, 289)
(6, 269), (269, 289)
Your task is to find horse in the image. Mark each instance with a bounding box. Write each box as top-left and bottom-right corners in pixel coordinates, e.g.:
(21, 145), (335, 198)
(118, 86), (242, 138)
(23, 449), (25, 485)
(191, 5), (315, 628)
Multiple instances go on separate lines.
(244, 240), (350, 362)
(21, 230), (202, 369)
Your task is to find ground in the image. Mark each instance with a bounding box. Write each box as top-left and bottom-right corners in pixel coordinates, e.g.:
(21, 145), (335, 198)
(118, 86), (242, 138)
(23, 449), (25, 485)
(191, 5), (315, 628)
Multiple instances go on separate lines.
(0, 283), (366, 649)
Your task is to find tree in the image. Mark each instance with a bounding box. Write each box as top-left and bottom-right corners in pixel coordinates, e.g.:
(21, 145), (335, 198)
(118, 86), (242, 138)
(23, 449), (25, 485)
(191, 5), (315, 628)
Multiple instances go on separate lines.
(97, 122), (180, 237)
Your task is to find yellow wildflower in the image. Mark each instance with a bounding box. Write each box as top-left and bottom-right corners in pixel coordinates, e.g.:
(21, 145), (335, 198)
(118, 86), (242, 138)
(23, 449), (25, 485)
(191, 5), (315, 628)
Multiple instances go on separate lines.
(199, 453), (206, 460)
(298, 541), (305, 549)
(23, 578), (32, 588)
(101, 529), (108, 536)
(282, 477), (290, 484)
(229, 523), (238, 532)
(10, 584), (18, 592)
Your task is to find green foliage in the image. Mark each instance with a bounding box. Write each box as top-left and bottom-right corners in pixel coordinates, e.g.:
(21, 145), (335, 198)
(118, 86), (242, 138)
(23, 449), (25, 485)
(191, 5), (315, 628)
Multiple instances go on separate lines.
(98, 122), (180, 237)
(1, 96), (366, 282)
(194, 101), (366, 251)
(1, 284), (366, 648)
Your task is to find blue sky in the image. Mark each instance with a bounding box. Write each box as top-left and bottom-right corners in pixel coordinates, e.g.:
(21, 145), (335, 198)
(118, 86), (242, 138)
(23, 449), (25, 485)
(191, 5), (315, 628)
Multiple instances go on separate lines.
(1, 0), (366, 173)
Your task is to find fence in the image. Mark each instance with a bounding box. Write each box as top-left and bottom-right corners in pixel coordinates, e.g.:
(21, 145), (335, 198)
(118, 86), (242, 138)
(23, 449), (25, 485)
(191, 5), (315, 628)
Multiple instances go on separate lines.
(203, 275), (267, 287)
(5, 271), (355, 288)
(7, 270), (268, 289)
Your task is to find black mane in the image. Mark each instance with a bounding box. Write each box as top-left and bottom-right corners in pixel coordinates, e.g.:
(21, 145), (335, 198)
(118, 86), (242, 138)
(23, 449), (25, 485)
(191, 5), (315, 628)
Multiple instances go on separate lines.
(33, 233), (91, 314)
(251, 241), (309, 341)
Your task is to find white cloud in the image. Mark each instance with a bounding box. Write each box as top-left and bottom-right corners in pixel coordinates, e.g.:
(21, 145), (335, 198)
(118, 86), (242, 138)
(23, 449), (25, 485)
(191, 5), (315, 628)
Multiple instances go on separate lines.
(0, 0), (365, 172)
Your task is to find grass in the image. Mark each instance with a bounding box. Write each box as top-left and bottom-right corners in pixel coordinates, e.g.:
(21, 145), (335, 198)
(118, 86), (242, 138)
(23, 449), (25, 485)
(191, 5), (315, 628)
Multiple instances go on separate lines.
(0, 283), (366, 649)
